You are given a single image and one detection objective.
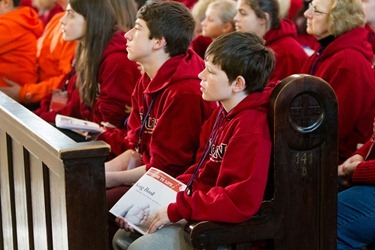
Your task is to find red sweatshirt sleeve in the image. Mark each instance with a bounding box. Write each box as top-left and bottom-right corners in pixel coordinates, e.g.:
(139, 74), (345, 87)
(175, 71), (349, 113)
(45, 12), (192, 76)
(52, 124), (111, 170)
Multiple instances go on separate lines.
(352, 160), (375, 185)
(352, 138), (375, 184)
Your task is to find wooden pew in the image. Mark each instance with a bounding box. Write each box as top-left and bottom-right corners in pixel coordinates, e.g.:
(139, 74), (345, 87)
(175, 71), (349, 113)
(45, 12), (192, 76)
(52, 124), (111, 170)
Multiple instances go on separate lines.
(185, 74), (338, 249)
(0, 92), (110, 250)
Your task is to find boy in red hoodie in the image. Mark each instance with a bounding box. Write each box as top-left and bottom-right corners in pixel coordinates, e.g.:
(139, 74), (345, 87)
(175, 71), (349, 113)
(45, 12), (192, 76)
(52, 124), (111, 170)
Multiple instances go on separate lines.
(0, 0), (43, 88)
(112, 31), (276, 250)
(104, 1), (216, 245)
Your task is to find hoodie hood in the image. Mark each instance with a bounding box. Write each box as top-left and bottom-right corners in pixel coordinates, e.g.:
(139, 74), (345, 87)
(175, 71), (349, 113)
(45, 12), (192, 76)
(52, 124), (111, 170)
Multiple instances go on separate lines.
(226, 81), (278, 120)
(319, 27), (374, 63)
(264, 19), (297, 45)
(101, 30), (127, 61)
(2, 6), (43, 38)
(144, 49), (204, 94)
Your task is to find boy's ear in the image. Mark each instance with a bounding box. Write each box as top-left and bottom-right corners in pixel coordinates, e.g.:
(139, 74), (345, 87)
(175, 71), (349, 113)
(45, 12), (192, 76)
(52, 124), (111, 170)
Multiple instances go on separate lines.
(153, 37), (167, 50)
(261, 12), (270, 29)
(221, 23), (234, 34)
(232, 76), (246, 93)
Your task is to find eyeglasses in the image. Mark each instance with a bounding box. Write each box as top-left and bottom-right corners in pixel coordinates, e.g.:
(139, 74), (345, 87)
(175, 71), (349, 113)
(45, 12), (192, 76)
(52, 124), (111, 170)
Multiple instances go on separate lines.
(308, 2), (329, 15)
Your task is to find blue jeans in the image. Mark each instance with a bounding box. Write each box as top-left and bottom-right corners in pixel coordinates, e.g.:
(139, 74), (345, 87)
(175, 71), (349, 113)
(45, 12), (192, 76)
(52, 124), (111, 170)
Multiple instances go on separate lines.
(337, 185), (375, 249)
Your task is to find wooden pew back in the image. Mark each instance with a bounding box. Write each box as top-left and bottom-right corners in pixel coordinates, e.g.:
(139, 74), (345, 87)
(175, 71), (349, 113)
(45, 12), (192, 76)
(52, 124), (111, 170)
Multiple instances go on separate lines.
(0, 92), (110, 250)
(186, 74), (338, 249)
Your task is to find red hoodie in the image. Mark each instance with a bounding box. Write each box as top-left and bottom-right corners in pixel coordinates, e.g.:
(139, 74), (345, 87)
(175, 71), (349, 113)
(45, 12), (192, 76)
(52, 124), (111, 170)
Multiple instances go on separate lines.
(0, 6), (43, 87)
(79, 31), (140, 129)
(106, 49), (216, 176)
(302, 27), (375, 163)
(264, 18), (308, 83)
(168, 82), (276, 223)
(35, 31), (140, 132)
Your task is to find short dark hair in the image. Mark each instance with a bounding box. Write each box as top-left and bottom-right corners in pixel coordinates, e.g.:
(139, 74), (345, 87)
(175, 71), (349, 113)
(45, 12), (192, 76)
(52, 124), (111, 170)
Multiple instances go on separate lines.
(137, 1), (195, 57)
(205, 32), (275, 94)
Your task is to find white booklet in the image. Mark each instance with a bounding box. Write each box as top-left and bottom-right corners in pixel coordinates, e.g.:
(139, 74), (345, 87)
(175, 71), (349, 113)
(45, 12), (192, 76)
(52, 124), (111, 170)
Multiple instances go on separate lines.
(110, 167), (186, 235)
(55, 114), (104, 133)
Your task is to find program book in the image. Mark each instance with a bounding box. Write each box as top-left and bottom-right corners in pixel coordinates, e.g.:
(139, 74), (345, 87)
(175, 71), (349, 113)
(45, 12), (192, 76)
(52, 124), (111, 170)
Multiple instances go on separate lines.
(110, 167), (186, 234)
(55, 114), (104, 133)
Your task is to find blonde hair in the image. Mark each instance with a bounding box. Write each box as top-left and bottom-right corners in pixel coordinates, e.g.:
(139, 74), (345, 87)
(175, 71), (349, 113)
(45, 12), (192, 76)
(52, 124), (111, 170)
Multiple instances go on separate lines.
(191, 0), (215, 34)
(192, 0), (215, 23)
(208, 0), (237, 30)
(329, 0), (365, 37)
(278, 0), (290, 19)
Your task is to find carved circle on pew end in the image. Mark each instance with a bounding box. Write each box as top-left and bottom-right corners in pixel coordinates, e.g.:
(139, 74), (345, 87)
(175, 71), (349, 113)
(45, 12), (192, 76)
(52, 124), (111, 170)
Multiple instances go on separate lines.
(271, 74), (337, 150)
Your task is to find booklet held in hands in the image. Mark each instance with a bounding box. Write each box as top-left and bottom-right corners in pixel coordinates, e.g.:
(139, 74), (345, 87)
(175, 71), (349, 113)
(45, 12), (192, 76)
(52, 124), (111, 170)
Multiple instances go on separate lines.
(55, 114), (104, 133)
(110, 167), (186, 235)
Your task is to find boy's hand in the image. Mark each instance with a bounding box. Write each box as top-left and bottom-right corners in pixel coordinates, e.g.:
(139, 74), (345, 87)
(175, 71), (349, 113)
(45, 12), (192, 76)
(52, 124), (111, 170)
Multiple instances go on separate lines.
(338, 154), (363, 187)
(0, 78), (21, 101)
(115, 216), (135, 233)
(147, 207), (171, 234)
(125, 203), (150, 226)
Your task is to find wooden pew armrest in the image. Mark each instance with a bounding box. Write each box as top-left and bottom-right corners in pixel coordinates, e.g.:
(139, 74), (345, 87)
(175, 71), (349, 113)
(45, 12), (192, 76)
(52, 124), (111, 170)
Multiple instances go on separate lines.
(185, 201), (275, 249)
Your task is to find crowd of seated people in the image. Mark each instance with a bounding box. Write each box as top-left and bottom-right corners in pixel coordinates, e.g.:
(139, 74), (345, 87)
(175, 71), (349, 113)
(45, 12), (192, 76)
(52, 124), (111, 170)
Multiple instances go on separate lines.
(1, 0), (375, 249)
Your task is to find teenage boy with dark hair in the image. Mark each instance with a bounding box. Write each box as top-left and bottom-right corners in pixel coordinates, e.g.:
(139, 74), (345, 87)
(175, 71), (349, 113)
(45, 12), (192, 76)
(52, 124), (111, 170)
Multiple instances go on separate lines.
(104, 1), (216, 244)
(112, 31), (276, 250)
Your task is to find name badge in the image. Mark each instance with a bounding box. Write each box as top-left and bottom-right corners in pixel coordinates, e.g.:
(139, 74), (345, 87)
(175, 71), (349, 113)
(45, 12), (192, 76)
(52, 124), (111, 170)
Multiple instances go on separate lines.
(49, 89), (68, 112)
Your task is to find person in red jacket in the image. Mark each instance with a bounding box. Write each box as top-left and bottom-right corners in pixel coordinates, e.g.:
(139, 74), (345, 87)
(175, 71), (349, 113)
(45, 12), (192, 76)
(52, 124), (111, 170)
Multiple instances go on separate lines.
(0, 0), (43, 88)
(112, 31), (276, 250)
(301, 0), (375, 163)
(34, 0), (140, 142)
(234, 0), (307, 83)
(104, 1), (216, 245)
(337, 117), (375, 249)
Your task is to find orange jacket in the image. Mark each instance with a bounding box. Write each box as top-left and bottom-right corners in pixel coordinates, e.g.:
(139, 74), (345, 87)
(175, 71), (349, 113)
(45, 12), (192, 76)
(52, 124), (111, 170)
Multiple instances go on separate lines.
(0, 6), (43, 88)
(19, 12), (77, 103)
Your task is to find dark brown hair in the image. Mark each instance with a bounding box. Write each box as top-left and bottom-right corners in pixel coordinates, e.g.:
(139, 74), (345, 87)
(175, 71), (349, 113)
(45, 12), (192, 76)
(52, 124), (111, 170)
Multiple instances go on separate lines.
(137, 1), (195, 57)
(206, 32), (275, 94)
(71, 0), (116, 106)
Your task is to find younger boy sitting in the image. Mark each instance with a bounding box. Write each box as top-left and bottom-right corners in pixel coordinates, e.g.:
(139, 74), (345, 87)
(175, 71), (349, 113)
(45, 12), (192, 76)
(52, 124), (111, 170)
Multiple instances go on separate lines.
(112, 31), (276, 250)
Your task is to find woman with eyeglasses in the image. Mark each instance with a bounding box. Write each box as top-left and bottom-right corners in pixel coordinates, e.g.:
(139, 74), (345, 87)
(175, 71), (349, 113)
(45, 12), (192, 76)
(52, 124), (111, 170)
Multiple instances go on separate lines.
(337, 1), (375, 249)
(302, 0), (375, 249)
(301, 0), (375, 164)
